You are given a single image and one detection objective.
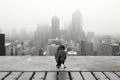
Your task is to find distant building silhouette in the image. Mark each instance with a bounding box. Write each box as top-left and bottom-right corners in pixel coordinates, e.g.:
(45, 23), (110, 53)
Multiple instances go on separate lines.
(111, 44), (119, 55)
(87, 32), (95, 42)
(85, 41), (94, 56)
(0, 34), (5, 56)
(51, 15), (60, 39)
(71, 9), (85, 41)
(77, 40), (86, 56)
(97, 43), (112, 56)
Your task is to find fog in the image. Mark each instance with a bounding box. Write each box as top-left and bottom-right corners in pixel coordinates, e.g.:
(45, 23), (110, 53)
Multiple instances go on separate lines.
(0, 0), (120, 35)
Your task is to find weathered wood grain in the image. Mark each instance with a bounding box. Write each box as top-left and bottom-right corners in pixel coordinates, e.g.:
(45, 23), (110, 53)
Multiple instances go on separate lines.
(93, 72), (109, 80)
(45, 72), (57, 80)
(71, 72), (83, 80)
(4, 72), (21, 80)
(58, 72), (70, 80)
(32, 72), (45, 80)
(81, 72), (96, 80)
(115, 72), (120, 77)
(0, 72), (9, 79)
(18, 72), (33, 80)
(0, 56), (120, 71)
(104, 72), (120, 80)
(0, 71), (120, 80)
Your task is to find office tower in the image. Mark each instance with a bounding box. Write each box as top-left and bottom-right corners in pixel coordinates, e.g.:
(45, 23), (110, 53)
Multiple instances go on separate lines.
(94, 38), (102, 56)
(87, 32), (95, 42)
(71, 9), (85, 41)
(0, 34), (5, 56)
(102, 44), (112, 56)
(51, 15), (60, 39)
(111, 44), (119, 55)
(80, 40), (86, 56)
(97, 43), (112, 56)
(85, 41), (94, 56)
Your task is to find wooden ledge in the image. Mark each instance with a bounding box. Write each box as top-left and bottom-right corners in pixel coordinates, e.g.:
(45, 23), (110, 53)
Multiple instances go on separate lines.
(0, 56), (120, 71)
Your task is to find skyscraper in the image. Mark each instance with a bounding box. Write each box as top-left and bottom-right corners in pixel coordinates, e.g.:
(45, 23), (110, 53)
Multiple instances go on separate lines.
(87, 32), (95, 42)
(71, 9), (84, 41)
(0, 34), (5, 56)
(85, 41), (94, 56)
(51, 15), (60, 39)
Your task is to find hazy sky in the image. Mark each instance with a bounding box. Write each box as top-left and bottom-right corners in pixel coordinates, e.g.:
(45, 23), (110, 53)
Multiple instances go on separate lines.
(0, 0), (120, 35)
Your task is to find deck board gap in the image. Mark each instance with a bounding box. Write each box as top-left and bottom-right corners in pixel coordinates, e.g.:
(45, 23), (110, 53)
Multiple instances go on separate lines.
(68, 72), (72, 80)
(44, 72), (47, 80)
(113, 72), (120, 78)
(91, 72), (98, 80)
(29, 72), (35, 80)
(57, 72), (59, 80)
(1, 72), (11, 80)
(102, 72), (111, 80)
(16, 72), (23, 80)
(79, 72), (85, 80)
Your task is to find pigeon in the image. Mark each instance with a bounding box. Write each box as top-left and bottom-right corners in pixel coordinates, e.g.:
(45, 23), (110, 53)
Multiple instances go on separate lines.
(55, 45), (67, 69)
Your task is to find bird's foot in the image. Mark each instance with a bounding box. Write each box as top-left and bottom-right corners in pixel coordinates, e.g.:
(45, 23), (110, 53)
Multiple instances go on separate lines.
(56, 65), (60, 69)
(64, 66), (67, 68)
(57, 66), (60, 69)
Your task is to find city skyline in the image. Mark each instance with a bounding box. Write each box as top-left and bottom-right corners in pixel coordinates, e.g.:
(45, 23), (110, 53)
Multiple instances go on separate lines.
(0, 0), (120, 35)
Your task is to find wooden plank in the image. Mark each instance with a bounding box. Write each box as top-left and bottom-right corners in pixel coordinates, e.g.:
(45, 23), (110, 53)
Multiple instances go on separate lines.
(93, 72), (109, 80)
(81, 72), (96, 80)
(32, 72), (45, 80)
(4, 72), (21, 80)
(115, 72), (120, 77)
(1, 56), (120, 71)
(18, 72), (33, 80)
(58, 72), (70, 80)
(45, 72), (57, 80)
(104, 72), (120, 80)
(0, 72), (9, 79)
(71, 72), (83, 80)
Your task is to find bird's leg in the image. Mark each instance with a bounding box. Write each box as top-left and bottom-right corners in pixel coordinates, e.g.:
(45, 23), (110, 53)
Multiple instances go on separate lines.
(63, 63), (66, 68)
(56, 62), (61, 69)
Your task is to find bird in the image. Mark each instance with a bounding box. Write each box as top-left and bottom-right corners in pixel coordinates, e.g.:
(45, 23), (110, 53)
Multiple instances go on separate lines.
(55, 45), (67, 69)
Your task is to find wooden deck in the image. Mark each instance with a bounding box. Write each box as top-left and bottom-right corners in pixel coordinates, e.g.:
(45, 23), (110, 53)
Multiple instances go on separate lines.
(0, 71), (120, 80)
(0, 56), (120, 80)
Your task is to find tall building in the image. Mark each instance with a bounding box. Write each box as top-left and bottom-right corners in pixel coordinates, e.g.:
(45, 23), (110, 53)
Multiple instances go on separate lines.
(77, 40), (94, 56)
(97, 43), (112, 56)
(102, 44), (112, 56)
(71, 9), (84, 41)
(51, 16), (60, 39)
(0, 34), (5, 56)
(87, 32), (95, 42)
(78, 40), (86, 56)
(85, 41), (94, 56)
(111, 44), (119, 55)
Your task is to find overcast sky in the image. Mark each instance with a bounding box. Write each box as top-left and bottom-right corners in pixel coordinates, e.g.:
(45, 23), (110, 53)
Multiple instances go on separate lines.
(0, 0), (120, 35)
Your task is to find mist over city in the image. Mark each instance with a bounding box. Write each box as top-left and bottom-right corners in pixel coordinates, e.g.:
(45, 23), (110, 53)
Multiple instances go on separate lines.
(0, 0), (120, 56)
